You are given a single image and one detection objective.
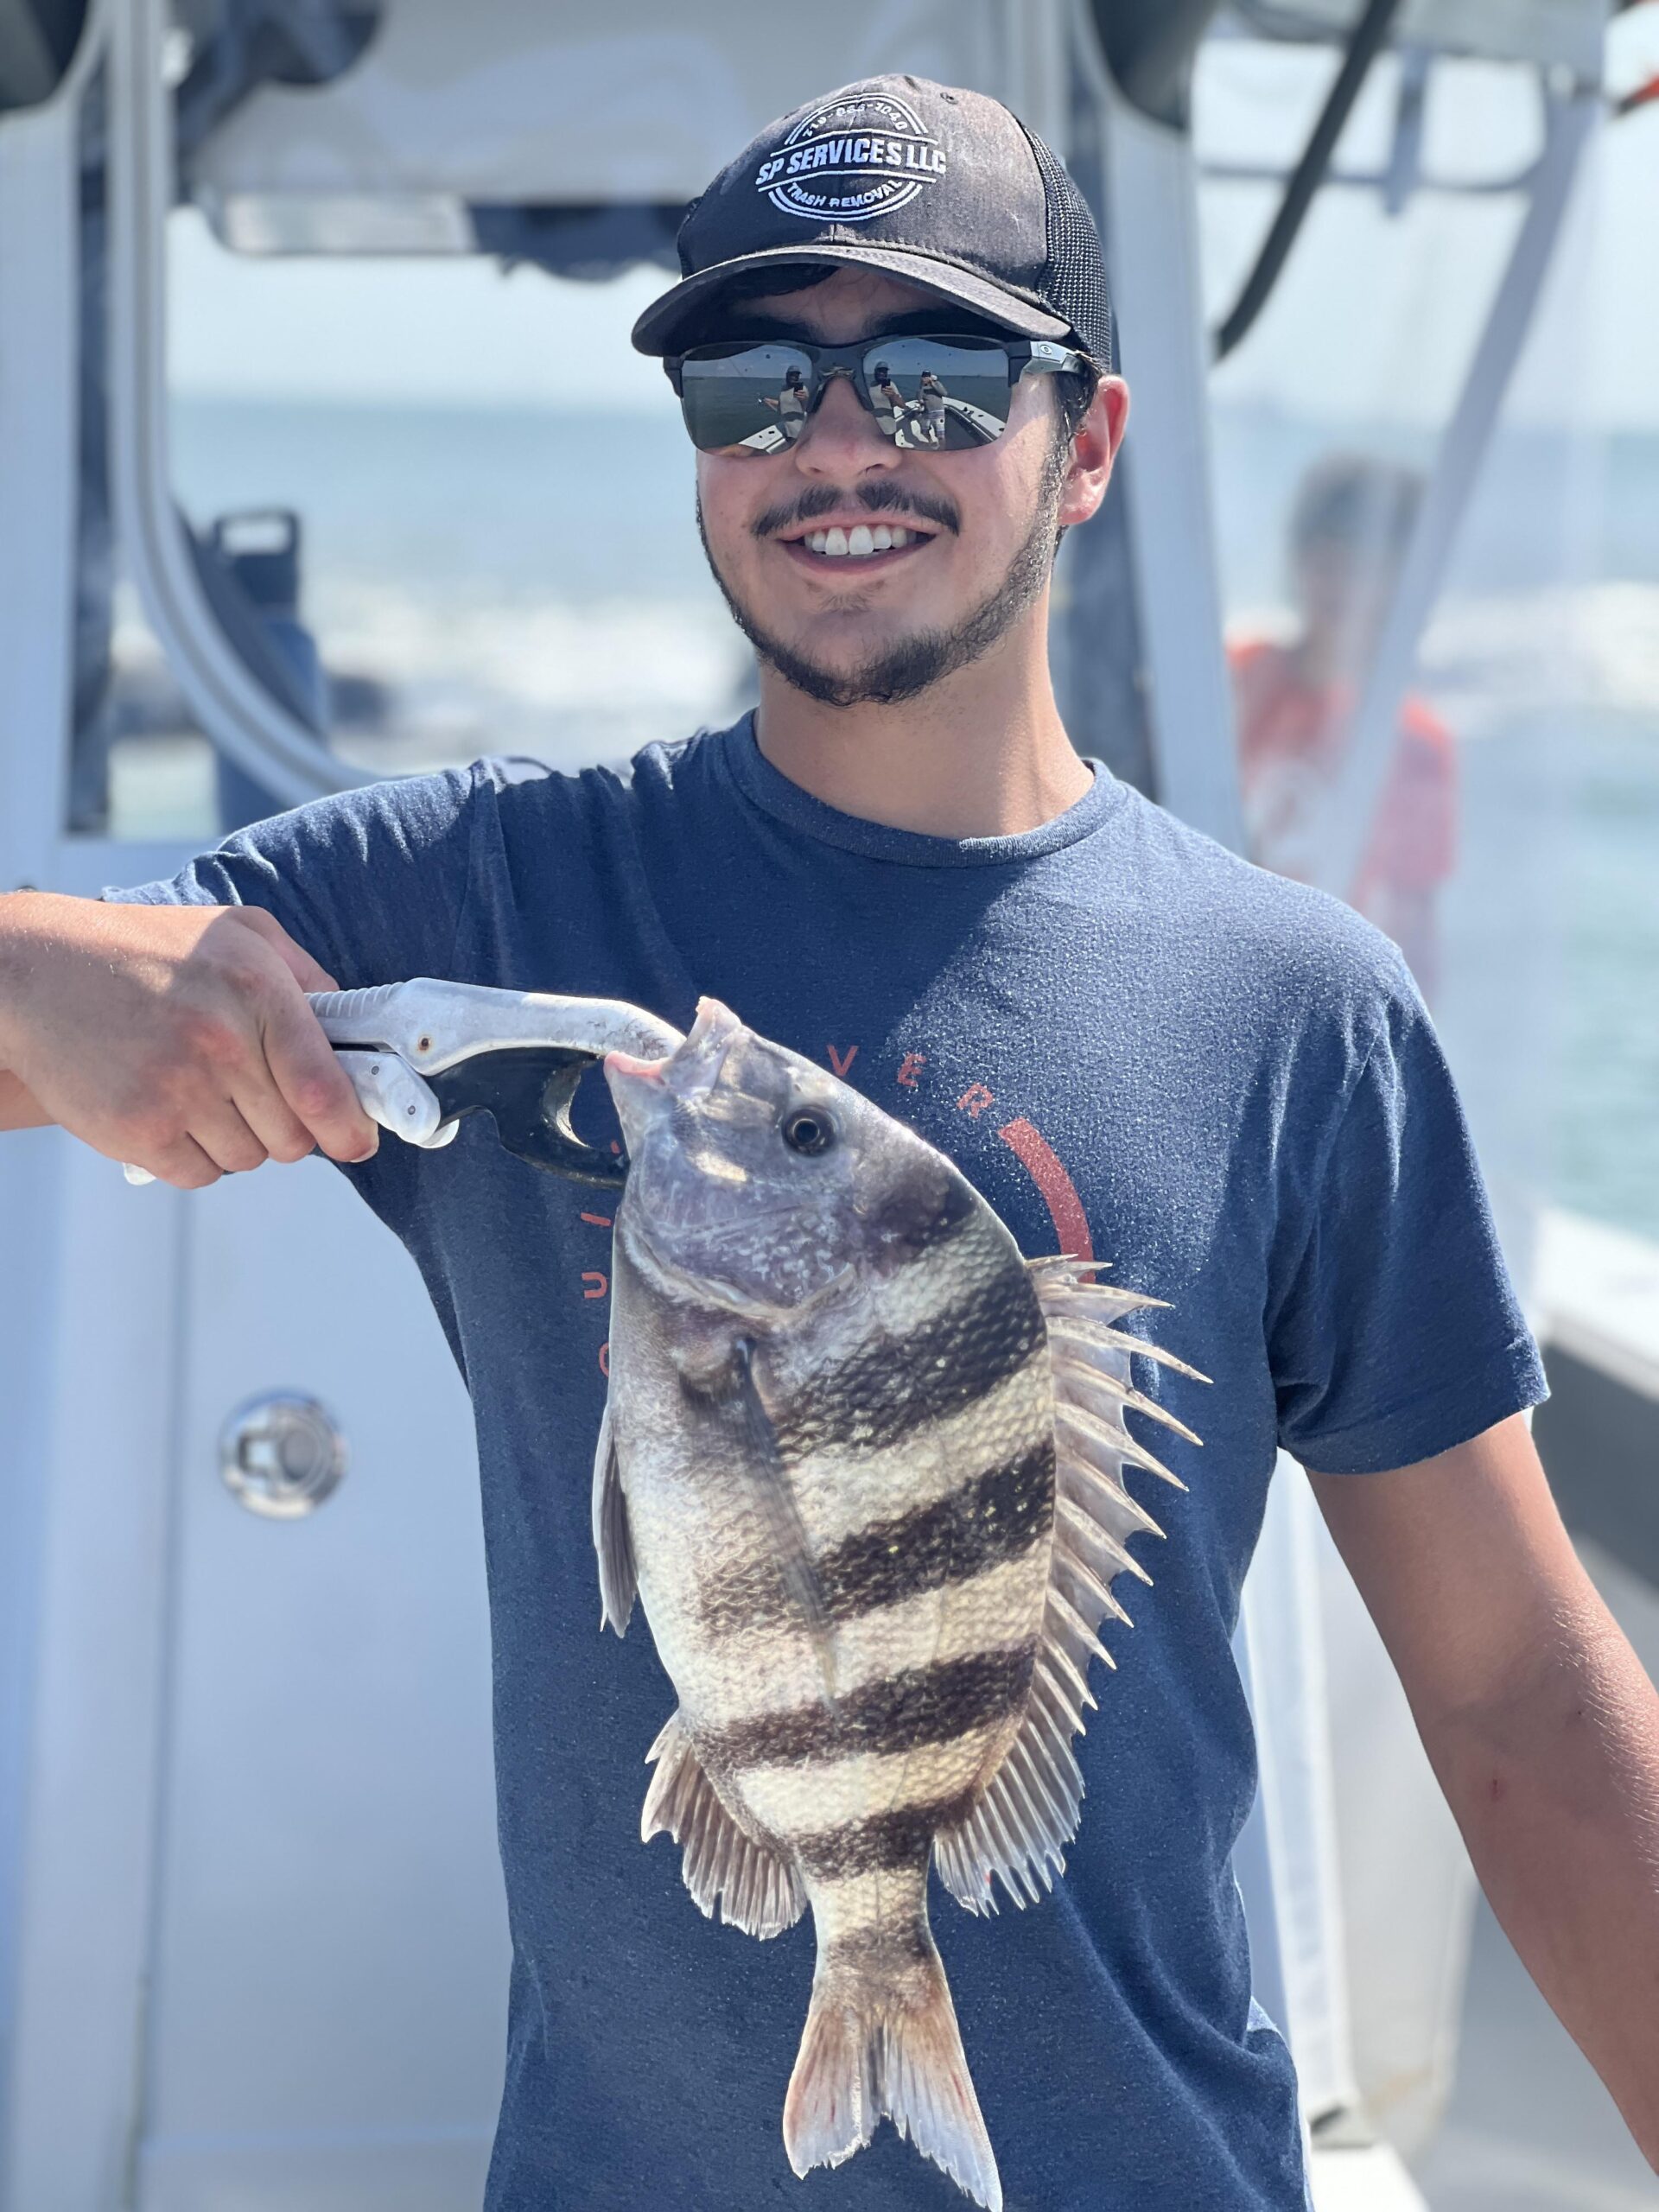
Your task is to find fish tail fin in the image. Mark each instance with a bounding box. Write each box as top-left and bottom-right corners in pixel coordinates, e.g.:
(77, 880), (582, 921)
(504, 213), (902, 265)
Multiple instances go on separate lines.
(784, 1927), (1001, 2211)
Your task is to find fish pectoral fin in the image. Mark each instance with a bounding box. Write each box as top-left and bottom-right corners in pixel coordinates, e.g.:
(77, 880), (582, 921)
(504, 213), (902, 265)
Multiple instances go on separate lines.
(641, 1710), (806, 1941)
(730, 1338), (839, 1707)
(591, 1400), (637, 1637)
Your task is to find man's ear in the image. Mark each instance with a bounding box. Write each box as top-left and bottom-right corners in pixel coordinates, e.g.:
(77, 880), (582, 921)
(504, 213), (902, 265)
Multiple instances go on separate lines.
(1058, 376), (1129, 532)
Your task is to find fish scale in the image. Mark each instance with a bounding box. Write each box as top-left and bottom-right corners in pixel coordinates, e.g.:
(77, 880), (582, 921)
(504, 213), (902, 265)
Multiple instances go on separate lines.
(594, 998), (1205, 2209)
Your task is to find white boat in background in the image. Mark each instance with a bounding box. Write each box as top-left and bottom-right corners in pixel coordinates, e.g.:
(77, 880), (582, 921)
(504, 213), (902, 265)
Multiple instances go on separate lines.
(1, 4), (1654, 2209)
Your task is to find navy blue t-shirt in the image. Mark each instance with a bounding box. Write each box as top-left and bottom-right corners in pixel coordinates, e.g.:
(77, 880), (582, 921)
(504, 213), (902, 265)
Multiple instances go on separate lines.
(112, 717), (1545, 2210)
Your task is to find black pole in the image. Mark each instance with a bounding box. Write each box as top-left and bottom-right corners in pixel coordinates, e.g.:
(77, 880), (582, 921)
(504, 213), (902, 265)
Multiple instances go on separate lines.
(1213, 0), (1407, 362)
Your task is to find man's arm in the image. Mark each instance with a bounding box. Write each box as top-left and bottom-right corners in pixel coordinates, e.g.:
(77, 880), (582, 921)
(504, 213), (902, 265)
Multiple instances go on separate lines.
(0, 1067), (51, 1130)
(1309, 1414), (1659, 2164)
(0, 889), (378, 1182)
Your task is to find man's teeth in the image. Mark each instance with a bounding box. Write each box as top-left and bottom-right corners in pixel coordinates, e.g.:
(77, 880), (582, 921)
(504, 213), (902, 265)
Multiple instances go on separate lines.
(803, 524), (913, 556)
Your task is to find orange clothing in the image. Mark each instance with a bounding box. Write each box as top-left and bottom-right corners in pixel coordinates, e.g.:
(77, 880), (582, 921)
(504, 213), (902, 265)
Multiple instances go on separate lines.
(1228, 637), (1458, 918)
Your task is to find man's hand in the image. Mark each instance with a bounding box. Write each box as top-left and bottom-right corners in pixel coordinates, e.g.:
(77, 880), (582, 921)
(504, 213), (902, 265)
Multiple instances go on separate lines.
(1310, 1414), (1659, 2168)
(0, 892), (378, 1187)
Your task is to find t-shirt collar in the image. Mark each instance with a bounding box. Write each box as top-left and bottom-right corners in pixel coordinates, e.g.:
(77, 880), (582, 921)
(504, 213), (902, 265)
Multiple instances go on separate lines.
(716, 711), (1122, 868)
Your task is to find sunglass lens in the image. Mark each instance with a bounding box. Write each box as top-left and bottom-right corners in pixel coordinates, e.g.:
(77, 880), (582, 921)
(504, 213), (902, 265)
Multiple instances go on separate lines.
(679, 344), (816, 453)
(862, 339), (1014, 450)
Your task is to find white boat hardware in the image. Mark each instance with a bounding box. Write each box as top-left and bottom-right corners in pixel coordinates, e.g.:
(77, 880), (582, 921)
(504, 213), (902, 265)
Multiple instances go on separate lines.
(218, 1390), (347, 1519)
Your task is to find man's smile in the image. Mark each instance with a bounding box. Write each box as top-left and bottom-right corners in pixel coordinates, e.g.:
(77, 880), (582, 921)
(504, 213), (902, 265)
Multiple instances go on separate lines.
(772, 517), (939, 571)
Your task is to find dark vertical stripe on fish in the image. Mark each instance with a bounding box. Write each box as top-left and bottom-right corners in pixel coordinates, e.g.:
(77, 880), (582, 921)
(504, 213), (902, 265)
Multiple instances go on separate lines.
(817, 1436), (1054, 1615)
(698, 1646), (1033, 1771)
(696, 1438), (1057, 1637)
(862, 1166), (978, 1259)
(794, 1792), (980, 1879)
(769, 1266), (1046, 1462)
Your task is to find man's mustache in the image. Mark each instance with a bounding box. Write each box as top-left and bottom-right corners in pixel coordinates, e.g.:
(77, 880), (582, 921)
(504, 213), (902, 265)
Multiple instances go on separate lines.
(751, 482), (961, 540)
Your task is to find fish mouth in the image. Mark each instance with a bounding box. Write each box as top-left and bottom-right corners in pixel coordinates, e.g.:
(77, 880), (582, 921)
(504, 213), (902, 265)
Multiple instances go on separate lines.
(603, 995), (744, 1147)
(666, 996), (746, 1095)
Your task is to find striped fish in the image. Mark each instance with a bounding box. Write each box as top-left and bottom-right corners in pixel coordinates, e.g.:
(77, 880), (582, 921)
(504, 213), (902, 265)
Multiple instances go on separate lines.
(598, 999), (1204, 2209)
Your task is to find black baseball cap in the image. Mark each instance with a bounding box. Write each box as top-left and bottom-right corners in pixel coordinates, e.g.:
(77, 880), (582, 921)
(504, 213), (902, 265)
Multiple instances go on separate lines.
(631, 75), (1116, 376)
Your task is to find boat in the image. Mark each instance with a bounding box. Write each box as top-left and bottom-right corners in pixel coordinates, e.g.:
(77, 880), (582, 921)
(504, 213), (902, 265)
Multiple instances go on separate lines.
(0, 3), (1652, 2207)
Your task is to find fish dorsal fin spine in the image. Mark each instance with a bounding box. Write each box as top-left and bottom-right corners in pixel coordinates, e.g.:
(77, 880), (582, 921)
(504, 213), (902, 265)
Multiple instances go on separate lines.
(933, 1261), (1203, 1916)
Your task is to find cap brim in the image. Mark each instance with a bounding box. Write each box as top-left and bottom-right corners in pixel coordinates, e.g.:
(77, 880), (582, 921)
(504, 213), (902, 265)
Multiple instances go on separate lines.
(631, 242), (1071, 357)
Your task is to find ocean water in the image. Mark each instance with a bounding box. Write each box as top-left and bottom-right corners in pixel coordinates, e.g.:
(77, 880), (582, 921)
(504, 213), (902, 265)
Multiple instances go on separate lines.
(1210, 408), (1659, 1261)
(132, 395), (1657, 1249)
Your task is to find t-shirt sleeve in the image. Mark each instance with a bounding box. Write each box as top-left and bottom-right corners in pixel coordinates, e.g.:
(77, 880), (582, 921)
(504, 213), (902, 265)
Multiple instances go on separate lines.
(1267, 965), (1547, 1473)
(102, 765), (482, 991)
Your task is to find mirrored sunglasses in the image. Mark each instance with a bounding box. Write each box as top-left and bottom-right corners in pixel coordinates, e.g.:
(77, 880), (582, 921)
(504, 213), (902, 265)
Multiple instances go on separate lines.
(666, 333), (1086, 455)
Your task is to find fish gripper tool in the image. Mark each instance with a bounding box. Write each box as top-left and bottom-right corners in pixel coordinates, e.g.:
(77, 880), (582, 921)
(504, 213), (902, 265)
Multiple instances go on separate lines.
(123, 978), (685, 1189)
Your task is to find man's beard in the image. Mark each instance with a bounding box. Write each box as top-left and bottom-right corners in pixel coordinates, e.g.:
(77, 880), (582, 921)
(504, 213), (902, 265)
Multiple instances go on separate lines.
(696, 455), (1065, 710)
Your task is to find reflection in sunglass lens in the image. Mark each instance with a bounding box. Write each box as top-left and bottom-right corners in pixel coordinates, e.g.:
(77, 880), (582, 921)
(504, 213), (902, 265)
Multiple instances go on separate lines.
(679, 344), (817, 454)
(861, 339), (1015, 451)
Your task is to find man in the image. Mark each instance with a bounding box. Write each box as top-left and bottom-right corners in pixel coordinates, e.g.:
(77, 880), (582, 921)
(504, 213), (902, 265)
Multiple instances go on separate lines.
(1230, 455), (1457, 996)
(916, 365), (950, 446)
(871, 359), (908, 441)
(1, 73), (1656, 2212)
(762, 362), (811, 444)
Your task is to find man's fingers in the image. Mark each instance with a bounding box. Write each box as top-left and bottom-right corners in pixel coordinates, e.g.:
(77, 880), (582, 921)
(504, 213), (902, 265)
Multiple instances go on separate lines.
(259, 991), (378, 1162)
(188, 1100), (271, 1177)
(226, 906), (340, 995)
(132, 1132), (225, 1192)
(231, 1080), (321, 1166)
(280, 944), (341, 995)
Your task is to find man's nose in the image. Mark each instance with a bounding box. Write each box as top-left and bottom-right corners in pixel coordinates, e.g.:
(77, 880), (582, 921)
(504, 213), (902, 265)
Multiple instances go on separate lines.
(794, 371), (899, 474)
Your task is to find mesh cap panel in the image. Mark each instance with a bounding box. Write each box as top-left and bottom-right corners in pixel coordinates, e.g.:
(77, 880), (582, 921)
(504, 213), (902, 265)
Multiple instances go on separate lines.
(1020, 124), (1116, 376)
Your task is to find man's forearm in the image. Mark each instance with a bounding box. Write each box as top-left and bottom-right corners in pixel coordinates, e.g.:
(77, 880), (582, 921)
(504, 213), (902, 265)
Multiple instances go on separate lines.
(0, 1068), (52, 1130)
(1420, 1600), (1659, 2163)
(0, 887), (374, 1178)
(1312, 1420), (1659, 2161)
(0, 896), (58, 1128)
(0, 897), (54, 1128)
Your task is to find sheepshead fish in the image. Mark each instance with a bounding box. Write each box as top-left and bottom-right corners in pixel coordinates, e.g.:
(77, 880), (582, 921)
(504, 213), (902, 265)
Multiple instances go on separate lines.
(597, 999), (1203, 2210)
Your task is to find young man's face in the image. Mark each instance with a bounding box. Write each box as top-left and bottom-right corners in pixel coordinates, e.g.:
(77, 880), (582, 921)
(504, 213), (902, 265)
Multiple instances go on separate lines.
(692, 266), (1122, 708)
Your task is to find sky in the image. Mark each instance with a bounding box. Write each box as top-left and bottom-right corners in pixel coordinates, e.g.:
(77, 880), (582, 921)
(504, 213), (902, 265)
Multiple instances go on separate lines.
(166, 21), (1659, 430)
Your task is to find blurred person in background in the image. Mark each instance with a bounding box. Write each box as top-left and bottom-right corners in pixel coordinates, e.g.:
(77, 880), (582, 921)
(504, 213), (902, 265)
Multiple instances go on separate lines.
(1230, 454), (1458, 997)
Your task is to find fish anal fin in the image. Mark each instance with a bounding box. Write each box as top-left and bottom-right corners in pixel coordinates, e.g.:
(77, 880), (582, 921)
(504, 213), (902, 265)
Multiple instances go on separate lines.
(641, 1711), (805, 1940)
(591, 1400), (636, 1637)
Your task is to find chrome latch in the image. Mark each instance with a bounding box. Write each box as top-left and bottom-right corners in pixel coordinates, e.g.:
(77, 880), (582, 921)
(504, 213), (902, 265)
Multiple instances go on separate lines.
(219, 1392), (347, 1519)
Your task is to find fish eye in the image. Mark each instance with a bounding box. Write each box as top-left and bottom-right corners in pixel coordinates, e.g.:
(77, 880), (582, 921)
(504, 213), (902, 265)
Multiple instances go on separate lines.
(781, 1107), (836, 1156)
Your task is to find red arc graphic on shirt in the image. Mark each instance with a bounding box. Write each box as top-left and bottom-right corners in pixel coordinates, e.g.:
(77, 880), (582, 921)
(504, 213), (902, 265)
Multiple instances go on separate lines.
(996, 1116), (1095, 1265)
